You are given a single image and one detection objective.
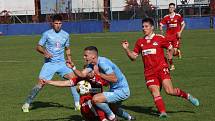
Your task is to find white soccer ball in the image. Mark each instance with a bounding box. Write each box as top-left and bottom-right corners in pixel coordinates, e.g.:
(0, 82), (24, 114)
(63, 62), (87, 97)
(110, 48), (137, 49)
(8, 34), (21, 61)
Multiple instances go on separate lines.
(76, 80), (92, 95)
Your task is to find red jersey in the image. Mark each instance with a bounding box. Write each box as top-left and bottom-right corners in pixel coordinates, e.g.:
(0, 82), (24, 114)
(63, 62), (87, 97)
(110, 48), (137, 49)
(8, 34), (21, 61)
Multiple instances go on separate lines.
(70, 75), (109, 121)
(160, 13), (184, 35)
(133, 33), (172, 76)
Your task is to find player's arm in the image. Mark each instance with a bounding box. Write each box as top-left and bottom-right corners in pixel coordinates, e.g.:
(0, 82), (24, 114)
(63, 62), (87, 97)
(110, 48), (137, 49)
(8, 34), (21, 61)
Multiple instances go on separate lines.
(42, 77), (79, 87)
(37, 33), (52, 58)
(45, 80), (73, 87)
(36, 44), (52, 58)
(65, 35), (74, 64)
(178, 22), (185, 38)
(177, 17), (186, 38)
(67, 63), (90, 78)
(159, 18), (166, 34)
(65, 47), (74, 65)
(159, 24), (164, 34)
(121, 40), (138, 61)
(94, 65), (117, 83)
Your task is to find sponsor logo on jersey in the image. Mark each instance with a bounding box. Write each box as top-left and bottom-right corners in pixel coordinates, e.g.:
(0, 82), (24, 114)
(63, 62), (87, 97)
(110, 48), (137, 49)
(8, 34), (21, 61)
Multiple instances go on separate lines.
(153, 42), (158, 46)
(169, 23), (177, 28)
(142, 49), (156, 55)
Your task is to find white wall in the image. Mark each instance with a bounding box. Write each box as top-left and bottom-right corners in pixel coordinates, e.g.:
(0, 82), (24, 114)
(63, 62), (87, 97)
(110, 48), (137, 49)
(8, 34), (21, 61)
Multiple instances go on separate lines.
(0, 0), (35, 15)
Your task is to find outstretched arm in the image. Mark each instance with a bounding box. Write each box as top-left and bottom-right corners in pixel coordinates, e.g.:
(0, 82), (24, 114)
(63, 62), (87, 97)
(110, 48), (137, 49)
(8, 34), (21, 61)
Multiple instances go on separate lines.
(42, 79), (74, 87)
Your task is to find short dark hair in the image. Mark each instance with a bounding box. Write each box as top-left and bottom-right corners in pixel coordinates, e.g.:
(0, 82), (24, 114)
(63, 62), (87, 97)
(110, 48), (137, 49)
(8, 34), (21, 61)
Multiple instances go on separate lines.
(142, 18), (154, 26)
(84, 46), (98, 55)
(169, 3), (175, 7)
(52, 14), (62, 22)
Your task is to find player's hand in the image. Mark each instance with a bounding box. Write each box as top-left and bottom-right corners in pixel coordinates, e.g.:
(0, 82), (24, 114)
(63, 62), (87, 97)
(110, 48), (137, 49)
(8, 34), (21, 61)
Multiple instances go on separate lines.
(44, 50), (52, 58)
(121, 40), (129, 49)
(93, 65), (100, 75)
(66, 60), (75, 68)
(39, 79), (47, 85)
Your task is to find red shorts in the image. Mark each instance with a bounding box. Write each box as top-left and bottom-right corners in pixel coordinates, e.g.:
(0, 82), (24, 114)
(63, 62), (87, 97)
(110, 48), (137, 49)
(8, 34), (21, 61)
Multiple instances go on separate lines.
(166, 34), (180, 48)
(145, 67), (171, 87)
(80, 96), (106, 121)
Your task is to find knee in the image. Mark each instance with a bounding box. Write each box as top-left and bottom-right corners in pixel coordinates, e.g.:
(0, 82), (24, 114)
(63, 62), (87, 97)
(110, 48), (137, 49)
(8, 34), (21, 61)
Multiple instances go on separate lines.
(165, 88), (174, 95)
(92, 96), (100, 104)
(149, 88), (160, 97)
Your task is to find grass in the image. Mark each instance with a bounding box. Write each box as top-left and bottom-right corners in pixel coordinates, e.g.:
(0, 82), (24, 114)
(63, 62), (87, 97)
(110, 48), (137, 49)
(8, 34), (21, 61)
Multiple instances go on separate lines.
(0, 29), (215, 121)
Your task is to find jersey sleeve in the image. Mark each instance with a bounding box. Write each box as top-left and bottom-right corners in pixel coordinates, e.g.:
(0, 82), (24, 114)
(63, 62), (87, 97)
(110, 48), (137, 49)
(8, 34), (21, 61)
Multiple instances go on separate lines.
(38, 32), (47, 46)
(99, 62), (114, 74)
(65, 35), (70, 47)
(160, 36), (172, 49)
(133, 39), (141, 56)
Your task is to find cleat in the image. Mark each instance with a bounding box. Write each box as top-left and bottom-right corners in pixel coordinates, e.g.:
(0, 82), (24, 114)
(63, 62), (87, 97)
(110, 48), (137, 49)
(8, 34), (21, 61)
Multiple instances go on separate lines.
(22, 103), (30, 112)
(128, 116), (136, 120)
(159, 112), (168, 118)
(178, 50), (182, 59)
(170, 65), (175, 71)
(109, 115), (118, 121)
(75, 104), (81, 111)
(101, 118), (108, 121)
(188, 94), (200, 106)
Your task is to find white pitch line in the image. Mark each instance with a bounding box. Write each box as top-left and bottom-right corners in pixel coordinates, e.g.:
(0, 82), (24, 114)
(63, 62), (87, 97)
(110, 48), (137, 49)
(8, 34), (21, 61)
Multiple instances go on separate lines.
(0, 60), (26, 63)
(83, 36), (119, 39)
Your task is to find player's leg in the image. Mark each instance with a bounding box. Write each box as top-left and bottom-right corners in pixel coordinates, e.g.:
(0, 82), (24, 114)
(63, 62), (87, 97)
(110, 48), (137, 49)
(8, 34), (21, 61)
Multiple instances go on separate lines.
(148, 85), (167, 118)
(58, 62), (80, 110)
(110, 102), (135, 120)
(92, 93), (117, 121)
(162, 79), (199, 106)
(22, 62), (56, 112)
(146, 75), (167, 118)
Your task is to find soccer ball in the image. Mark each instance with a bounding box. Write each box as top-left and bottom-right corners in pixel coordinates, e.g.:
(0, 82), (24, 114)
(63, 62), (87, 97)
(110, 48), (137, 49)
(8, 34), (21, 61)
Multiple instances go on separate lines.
(76, 80), (92, 95)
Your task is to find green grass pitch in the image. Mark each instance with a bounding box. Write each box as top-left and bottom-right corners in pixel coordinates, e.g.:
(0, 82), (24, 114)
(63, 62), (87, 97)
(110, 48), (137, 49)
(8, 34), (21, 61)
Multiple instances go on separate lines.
(0, 30), (215, 121)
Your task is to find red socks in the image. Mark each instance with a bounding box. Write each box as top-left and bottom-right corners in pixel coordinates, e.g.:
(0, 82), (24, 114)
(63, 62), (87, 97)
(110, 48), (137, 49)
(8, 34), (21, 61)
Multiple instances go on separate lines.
(174, 88), (188, 99)
(154, 96), (166, 113)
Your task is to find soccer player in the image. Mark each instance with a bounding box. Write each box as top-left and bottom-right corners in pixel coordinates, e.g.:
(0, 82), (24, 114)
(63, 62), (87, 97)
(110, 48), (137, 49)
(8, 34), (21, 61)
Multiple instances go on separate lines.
(42, 72), (109, 121)
(68, 46), (135, 121)
(121, 18), (199, 118)
(21, 14), (80, 112)
(159, 3), (186, 70)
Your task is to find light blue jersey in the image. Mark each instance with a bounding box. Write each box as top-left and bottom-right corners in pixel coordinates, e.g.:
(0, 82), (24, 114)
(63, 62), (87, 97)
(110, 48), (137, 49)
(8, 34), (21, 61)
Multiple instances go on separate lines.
(38, 29), (70, 63)
(87, 56), (129, 91)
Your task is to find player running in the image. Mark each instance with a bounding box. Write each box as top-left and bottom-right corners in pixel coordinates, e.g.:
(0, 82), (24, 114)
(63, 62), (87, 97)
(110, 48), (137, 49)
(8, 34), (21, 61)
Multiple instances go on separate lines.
(159, 3), (186, 70)
(21, 14), (80, 112)
(121, 18), (199, 118)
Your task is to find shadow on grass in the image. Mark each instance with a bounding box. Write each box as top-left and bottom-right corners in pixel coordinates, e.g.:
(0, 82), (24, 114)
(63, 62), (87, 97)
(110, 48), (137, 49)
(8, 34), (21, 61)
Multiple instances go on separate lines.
(30, 101), (73, 110)
(29, 115), (83, 121)
(121, 105), (159, 116)
(121, 105), (195, 117)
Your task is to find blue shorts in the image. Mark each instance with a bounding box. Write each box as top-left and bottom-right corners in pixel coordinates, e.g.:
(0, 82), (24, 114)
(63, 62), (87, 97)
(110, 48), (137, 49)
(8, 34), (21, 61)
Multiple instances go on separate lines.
(103, 87), (130, 103)
(39, 62), (73, 80)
